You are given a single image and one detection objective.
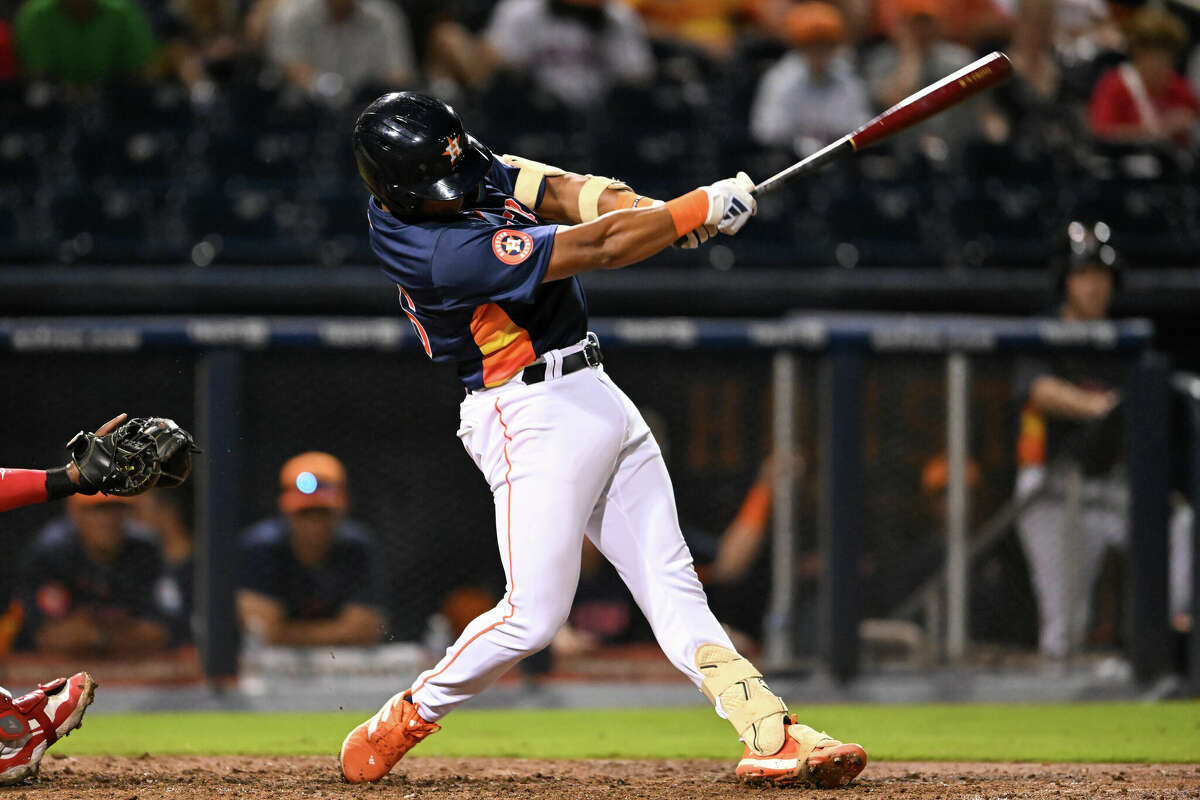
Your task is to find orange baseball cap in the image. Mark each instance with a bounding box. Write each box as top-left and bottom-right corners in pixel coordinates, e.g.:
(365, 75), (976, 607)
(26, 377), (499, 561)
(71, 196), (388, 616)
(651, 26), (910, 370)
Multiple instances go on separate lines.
(278, 451), (347, 512)
(898, 0), (942, 18)
(784, 3), (846, 46)
(69, 492), (135, 507)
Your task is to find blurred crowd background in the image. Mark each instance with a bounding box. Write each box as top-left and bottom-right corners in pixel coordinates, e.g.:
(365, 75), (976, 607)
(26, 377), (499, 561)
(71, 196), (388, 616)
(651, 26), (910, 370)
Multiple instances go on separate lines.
(1, 0), (1198, 268)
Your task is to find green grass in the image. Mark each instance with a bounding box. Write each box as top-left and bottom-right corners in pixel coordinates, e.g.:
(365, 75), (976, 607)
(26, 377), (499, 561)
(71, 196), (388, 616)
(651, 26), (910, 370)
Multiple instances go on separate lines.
(54, 702), (1200, 762)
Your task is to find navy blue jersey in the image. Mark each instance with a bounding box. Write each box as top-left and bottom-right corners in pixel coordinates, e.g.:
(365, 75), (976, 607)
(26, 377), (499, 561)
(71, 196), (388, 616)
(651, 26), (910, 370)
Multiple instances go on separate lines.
(18, 517), (166, 635)
(367, 156), (588, 390)
(238, 517), (382, 621)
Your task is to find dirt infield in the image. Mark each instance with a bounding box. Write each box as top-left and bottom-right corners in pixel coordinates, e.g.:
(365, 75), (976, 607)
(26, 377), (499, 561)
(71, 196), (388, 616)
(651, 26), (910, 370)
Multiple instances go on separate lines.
(13, 756), (1199, 799)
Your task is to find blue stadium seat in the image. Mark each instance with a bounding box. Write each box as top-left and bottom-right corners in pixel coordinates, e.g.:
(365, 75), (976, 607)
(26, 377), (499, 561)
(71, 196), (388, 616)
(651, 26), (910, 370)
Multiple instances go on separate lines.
(0, 190), (51, 263)
(100, 82), (194, 133)
(49, 187), (157, 263)
(72, 130), (179, 187)
(179, 188), (311, 263)
(0, 129), (47, 186)
(204, 131), (313, 187)
(1074, 147), (1198, 266)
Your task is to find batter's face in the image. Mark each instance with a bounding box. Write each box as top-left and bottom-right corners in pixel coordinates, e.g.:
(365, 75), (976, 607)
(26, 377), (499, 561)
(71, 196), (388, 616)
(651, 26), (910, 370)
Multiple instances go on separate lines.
(1064, 266), (1113, 321)
(421, 197), (465, 217)
(286, 507), (341, 566)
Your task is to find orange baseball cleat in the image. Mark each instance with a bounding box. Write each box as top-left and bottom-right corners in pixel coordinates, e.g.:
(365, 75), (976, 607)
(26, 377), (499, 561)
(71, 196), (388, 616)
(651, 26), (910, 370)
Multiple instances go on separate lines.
(340, 692), (441, 783)
(735, 715), (867, 788)
(0, 672), (97, 786)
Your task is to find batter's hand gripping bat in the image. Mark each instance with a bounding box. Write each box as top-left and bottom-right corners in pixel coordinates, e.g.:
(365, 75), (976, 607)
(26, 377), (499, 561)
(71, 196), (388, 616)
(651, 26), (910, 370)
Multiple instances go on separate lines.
(752, 51), (1013, 197)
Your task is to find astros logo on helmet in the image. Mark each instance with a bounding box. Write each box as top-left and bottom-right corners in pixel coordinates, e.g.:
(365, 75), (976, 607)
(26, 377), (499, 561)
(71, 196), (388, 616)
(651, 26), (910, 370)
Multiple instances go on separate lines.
(442, 135), (464, 166)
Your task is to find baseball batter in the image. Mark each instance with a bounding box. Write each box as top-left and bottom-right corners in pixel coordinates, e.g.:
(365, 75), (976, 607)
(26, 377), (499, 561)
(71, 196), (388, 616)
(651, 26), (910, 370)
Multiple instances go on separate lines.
(338, 92), (867, 788)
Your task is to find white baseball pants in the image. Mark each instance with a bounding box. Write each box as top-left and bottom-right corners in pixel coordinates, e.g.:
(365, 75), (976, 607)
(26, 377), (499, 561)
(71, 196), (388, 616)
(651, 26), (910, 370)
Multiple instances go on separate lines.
(409, 353), (734, 721)
(1015, 465), (1128, 658)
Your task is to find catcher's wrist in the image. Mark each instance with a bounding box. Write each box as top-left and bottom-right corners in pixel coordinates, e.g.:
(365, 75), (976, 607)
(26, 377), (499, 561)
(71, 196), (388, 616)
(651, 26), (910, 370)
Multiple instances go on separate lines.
(45, 466), (77, 501)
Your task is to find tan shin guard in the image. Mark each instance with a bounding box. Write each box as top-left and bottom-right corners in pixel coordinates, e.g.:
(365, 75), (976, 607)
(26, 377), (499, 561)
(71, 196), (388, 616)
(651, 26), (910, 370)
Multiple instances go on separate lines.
(695, 644), (787, 756)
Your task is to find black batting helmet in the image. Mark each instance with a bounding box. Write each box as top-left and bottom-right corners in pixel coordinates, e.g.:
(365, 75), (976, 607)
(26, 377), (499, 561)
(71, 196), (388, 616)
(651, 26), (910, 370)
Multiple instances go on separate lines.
(1053, 220), (1122, 296)
(352, 92), (493, 216)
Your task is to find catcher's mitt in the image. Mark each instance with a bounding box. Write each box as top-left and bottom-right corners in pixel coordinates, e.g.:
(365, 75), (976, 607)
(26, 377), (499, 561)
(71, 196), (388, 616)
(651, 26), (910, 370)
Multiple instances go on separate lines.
(68, 417), (200, 496)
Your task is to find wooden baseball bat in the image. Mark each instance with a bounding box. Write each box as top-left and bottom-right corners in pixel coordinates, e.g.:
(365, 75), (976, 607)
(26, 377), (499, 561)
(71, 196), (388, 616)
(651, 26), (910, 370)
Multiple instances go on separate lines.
(752, 51), (1013, 197)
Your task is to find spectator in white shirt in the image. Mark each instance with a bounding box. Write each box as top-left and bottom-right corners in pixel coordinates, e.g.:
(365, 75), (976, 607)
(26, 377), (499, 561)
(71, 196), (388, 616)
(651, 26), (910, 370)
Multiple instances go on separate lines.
(267, 0), (415, 105)
(750, 2), (872, 153)
(485, 0), (654, 109)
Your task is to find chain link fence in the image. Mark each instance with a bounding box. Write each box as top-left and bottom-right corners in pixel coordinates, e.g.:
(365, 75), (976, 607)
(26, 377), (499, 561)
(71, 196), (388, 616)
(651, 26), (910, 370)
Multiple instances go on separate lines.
(2, 315), (1180, 684)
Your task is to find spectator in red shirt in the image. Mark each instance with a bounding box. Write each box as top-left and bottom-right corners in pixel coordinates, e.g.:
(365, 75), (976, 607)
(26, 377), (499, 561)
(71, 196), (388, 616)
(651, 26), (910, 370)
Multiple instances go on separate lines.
(1088, 7), (1198, 147)
(0, 21), (17, 79)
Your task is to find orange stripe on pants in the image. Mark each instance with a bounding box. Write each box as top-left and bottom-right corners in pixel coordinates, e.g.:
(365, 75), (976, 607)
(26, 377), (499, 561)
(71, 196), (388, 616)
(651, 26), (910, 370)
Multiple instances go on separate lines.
(411, 398), (516, 695)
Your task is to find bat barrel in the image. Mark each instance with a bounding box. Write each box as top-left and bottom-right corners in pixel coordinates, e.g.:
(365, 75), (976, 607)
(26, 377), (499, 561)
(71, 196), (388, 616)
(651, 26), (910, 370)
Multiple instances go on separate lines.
(751, 51), (1012, 198)
(848, 51), (1012, 151)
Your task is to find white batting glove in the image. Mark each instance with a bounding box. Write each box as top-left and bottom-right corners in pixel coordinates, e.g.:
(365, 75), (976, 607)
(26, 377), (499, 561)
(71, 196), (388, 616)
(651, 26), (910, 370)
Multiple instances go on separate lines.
(702, 171), (756, 236)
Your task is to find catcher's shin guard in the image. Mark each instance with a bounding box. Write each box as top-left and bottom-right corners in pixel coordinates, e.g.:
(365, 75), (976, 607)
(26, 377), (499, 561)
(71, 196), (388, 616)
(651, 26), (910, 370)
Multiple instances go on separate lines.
(0, 672), (96, 786)
(695, 644), (787, 756)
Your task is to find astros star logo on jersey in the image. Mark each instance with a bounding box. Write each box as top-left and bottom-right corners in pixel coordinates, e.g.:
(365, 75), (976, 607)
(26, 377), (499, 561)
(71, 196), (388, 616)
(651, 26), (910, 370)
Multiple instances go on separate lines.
(442, 135), (464, 166)
(491, 228), (534, 265)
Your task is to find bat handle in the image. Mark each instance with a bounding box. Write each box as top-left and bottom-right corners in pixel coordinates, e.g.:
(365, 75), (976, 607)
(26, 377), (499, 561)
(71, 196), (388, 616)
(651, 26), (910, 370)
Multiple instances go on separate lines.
(752, 138), (856, 198)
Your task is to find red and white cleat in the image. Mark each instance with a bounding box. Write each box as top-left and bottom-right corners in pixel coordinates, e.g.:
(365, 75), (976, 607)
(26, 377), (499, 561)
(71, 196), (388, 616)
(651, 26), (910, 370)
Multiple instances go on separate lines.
(0, 672), (97, 786)
(340, 692), (441, 783)
(735, 715), (867, 788)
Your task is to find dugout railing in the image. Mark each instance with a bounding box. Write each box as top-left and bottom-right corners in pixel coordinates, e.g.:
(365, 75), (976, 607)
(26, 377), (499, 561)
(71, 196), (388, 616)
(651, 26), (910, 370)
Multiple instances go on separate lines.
(0, 315), (1183, 687)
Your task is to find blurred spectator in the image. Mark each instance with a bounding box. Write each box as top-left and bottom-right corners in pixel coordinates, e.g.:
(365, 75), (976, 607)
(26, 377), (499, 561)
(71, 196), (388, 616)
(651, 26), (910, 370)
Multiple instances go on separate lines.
(868, 0), (1010, 49)
(237, 452), (385, 647)
(14, 0), (158, 84)
(485, 0), (654, 109)
(265, 0), (415, 105)
(159, 0), (246, 98)
(0, 20), (17, 78)
(624, 0), (749, 60)
(132, 488), (194, 646)
(1088, 7), (1198, 147)
(1013, 221), (1126, 659)
(863, 0), (975, 149)
(404, 0), (494, 93)
(18, 493), (169, 656)
(749, 2), (871, 151)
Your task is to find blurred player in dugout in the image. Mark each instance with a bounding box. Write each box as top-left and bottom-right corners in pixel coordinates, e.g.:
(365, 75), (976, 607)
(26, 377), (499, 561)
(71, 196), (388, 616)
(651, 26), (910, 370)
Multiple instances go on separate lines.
(237, 452), (386, 647)
(1014, 221), (1192, 659)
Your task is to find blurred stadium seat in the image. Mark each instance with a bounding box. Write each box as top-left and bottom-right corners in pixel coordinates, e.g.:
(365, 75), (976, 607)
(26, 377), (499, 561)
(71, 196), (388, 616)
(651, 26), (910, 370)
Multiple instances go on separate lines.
(1, 73), (1197, 269)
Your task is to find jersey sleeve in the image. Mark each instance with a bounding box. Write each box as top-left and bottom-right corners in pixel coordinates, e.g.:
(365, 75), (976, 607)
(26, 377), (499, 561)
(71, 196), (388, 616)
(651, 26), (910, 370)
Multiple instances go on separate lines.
(1012, 355), (1052, 406)
(430, 222), (557, 308)
(0, 468), (48, 512)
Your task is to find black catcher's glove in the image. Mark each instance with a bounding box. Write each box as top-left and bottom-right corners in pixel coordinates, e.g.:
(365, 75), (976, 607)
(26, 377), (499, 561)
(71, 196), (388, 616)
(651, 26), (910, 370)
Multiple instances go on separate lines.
(68, 417), (200, 496)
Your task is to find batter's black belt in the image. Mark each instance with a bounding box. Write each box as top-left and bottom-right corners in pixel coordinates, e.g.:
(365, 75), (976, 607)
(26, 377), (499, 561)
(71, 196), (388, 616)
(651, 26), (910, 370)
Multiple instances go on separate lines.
(521, 338), (603, 385)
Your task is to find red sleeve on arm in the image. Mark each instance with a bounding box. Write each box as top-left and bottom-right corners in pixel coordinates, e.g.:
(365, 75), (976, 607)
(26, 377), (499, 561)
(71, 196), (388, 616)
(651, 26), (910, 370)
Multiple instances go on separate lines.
(0, 468), (50, 512)
(1089, 68), (1136, 135)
